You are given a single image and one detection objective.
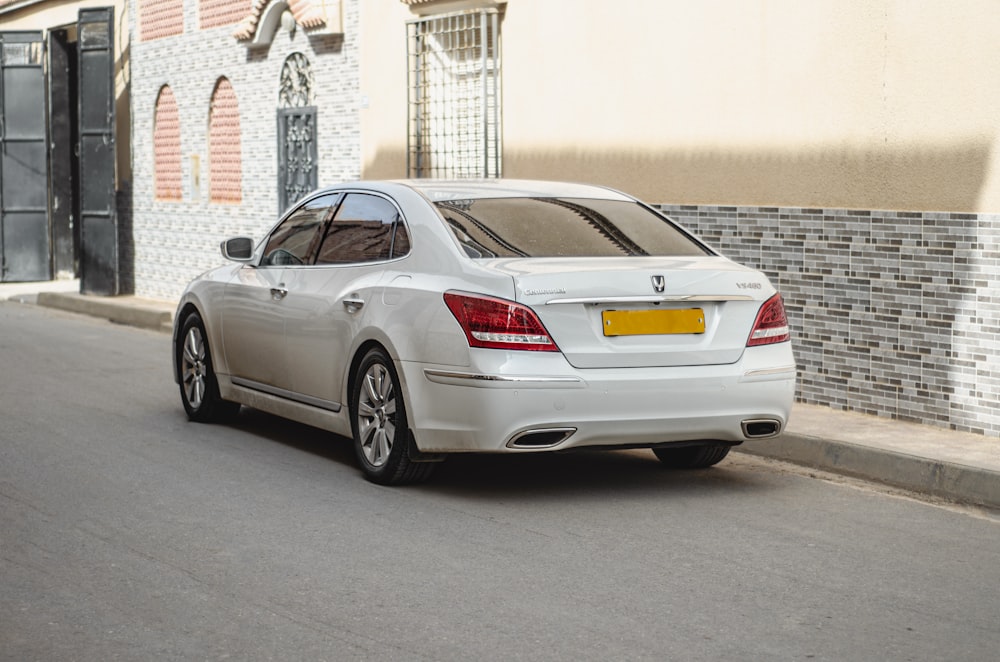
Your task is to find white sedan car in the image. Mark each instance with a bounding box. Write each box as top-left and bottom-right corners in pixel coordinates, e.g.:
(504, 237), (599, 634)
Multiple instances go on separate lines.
(173, 180), (795, 484)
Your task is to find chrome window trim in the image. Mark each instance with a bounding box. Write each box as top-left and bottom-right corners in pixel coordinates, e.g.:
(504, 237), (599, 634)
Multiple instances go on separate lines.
(254, 188), (415, 269)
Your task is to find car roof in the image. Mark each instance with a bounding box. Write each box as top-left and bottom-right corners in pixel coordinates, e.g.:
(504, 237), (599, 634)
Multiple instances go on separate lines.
(390, 179), (636, 202)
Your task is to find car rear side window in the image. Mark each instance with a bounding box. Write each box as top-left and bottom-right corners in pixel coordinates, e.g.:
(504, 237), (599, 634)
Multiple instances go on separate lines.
(262, 193), (340, 266)
(316, 193), (410, 264)
(435, 197), (709, 258)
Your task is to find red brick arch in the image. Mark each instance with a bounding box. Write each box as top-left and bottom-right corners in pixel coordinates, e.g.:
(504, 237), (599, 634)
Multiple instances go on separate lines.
(153, 86), (182, 201)
(208, 78), (243, 204)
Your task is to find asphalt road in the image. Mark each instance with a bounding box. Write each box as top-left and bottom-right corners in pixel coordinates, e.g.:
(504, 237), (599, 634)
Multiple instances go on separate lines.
(2, 301), (998, 661)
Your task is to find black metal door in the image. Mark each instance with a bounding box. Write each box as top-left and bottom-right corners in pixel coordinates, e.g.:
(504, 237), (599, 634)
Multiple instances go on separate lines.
(48, 29), (78, 279)
(0, 32), (51, 282)
(277, 107), (318, 215)
(78, 8), (118, 295)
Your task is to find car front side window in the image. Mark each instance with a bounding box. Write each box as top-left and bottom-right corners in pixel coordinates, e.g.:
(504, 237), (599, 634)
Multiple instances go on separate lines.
(261, 193), (341, 266)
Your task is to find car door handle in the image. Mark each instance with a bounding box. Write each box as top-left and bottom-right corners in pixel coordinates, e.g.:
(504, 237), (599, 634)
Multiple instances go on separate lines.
(342, 297), (365, 312)
(271, 287), (288, 301)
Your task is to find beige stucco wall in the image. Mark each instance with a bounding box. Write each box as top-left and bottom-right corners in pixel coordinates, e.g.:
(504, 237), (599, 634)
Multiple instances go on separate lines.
(362, 0), (1000, 212)
(358, 0), (410, 180)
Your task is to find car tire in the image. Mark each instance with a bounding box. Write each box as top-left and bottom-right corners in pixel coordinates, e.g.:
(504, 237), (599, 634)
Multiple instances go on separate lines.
(177, 312), (240, 423)
(351, 347), (435, 485)
(653, 443), (731, 469)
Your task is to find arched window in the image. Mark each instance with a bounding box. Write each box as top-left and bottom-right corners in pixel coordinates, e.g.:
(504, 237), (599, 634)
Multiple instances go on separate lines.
(208, 78), (242, 203)
(279, 52), (315, 108)
(153, 86), (182, 201)
(139, 0), (184, 41)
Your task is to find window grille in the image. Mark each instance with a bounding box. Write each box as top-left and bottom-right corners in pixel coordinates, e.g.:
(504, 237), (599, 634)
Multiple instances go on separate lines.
(407, 9), (501, 179)
(277, 53), (318, 213)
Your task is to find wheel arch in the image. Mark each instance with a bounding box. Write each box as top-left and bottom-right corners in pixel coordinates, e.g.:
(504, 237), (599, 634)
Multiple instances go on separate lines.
(173, 300), (225, 385)
(346, 339), (394, 415)
(346, 337), (441, 483)
(172, 302), (203, 384)
(345, 336), (424, 439)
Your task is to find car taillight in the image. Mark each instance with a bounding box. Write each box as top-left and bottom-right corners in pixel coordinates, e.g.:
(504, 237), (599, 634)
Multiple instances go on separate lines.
(747, 294), (791, 346)
(444, 291), (559, 352)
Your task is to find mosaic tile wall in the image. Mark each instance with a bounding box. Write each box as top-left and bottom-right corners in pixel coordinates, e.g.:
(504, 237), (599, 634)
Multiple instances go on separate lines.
(657, 204), (1000, 437)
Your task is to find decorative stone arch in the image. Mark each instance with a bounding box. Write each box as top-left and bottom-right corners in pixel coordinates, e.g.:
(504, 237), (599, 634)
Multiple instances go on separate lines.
(233, 0), (343, 46)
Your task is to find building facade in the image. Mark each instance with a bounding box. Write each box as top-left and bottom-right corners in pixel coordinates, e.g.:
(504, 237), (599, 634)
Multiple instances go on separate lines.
(125, 0), (999, 436)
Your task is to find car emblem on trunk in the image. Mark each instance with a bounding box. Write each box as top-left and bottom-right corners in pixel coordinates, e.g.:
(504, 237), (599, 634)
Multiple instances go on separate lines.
(651, 275), (665, 293)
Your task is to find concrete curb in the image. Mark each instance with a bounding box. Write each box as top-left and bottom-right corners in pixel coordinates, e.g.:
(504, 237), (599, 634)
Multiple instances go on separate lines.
(737, 433), (1000, 510)
(35, 292), (174, 334)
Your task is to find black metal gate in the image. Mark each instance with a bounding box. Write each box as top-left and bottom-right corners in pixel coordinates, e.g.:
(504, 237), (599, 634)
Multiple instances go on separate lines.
(0, 31), (51, 282)
(48, 28), (78, 279)
(78, 8), (118, 295)
(277, 107), (318, 215)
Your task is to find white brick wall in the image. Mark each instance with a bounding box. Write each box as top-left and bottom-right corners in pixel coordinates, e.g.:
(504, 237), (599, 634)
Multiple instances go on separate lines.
(130, 0), (362, 300)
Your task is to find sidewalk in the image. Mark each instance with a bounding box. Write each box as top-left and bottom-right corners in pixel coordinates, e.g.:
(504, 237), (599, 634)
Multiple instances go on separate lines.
(3, 280), (998, 510)
(2, 279), (176, 334)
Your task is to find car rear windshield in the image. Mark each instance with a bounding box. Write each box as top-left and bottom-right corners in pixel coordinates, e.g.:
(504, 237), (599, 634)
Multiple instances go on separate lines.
(434, 197), (711, 258)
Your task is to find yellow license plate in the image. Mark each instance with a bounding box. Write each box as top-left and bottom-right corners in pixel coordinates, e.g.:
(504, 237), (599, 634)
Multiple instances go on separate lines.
(602, 308), (705, 336)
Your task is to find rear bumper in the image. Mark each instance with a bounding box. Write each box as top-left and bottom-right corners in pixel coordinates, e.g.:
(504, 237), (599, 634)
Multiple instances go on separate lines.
(399, 343), (796, 453)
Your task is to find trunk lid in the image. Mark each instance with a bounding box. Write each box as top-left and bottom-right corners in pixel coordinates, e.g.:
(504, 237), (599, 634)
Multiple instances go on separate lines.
(488, 256), (774, 369)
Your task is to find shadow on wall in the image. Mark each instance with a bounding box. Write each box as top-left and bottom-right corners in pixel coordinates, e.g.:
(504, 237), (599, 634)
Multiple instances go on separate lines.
(503, 141), (993, 213)
(364, 147), (409, 181)
(367, 140), (992, 211)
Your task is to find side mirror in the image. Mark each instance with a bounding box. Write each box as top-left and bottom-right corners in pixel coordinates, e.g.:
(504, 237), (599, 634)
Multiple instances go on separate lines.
(221, 237), (255, 262)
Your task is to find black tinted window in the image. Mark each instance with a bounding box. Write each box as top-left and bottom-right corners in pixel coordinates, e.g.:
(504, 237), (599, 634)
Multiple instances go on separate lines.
(435, 197), (708, 258)
(316, 193), (408, 264)
(262, 194), (339, 266)
(391, 222), (411, 257)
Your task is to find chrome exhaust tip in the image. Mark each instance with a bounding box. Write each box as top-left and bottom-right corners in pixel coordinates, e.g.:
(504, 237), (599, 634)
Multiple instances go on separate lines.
(507, 427), (576, 449)
(742, 418), (782, 439)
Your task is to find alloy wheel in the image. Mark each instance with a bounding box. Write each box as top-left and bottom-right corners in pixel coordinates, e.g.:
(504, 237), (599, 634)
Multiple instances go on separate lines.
(356, 362), (397, 468)
(182, 326), (208, 410)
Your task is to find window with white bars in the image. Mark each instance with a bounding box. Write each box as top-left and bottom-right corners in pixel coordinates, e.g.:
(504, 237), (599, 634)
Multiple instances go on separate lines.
(407, 9), (501, 179)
